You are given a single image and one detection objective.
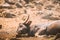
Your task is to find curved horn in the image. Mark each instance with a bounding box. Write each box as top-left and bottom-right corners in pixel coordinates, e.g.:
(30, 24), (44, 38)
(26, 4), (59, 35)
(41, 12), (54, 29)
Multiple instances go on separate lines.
(23, 14), (30, 24)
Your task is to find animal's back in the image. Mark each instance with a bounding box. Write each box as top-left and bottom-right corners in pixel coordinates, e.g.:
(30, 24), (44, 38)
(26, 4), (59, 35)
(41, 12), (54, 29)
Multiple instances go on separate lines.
(46, 20), (60, 35)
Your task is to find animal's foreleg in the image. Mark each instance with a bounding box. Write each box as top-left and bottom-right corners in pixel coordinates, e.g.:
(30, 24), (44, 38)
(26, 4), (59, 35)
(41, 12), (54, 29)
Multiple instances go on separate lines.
(5, 38), (10, 40)
(35, 28), (46, 37)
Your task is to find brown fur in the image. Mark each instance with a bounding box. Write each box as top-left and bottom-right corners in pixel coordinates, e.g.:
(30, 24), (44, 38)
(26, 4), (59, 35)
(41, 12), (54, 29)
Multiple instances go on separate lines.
(47, 21), (60, 35)
(32, 21), (60, 37)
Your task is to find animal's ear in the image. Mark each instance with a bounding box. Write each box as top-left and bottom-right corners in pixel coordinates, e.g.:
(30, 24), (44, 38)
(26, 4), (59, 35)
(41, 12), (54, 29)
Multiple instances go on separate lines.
(26, 21), (32, 25)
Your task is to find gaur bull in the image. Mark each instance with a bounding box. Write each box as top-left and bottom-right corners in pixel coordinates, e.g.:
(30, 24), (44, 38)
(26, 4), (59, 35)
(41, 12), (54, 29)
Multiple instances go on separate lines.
(18, 20), (60, 37)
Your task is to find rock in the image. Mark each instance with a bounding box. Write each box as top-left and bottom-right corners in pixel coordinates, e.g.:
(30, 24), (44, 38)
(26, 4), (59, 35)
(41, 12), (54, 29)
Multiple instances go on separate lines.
(16, 3), (23, 8)
(5, 0), (18, 4)
(45, 5), (55, 10)
(0, 0), (5, 5)
(0, 3), (16, 9)
(0, 12), (16, 18)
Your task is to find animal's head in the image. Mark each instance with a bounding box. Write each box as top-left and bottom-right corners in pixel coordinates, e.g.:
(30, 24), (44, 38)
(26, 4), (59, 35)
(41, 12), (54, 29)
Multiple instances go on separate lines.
(17, 23), (28, 34)
(17, 21), (32, 34)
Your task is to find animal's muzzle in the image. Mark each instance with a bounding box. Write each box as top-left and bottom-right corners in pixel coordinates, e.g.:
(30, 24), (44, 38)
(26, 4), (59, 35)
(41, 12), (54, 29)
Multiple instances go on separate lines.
(17, 27), (27, 34)
(20, 28), (28, 34)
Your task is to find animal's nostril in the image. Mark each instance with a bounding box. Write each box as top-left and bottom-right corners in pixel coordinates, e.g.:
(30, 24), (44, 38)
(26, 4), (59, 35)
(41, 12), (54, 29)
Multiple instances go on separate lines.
(0, 25), (2, 29)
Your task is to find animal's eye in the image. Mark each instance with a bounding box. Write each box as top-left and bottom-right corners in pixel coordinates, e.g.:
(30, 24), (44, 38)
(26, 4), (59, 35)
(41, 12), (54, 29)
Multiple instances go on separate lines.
(20, 25), (23, 27)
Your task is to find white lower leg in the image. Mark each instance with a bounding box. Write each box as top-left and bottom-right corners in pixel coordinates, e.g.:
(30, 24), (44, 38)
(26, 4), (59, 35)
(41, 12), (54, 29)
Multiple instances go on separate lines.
(5, 38), (10, 40)
(35, 29), (45, 37)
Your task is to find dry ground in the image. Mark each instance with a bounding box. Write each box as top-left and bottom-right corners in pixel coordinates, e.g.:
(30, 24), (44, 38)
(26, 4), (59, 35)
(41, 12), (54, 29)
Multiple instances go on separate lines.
(10, 37), (56, 40)
(0, 0), (60, 40)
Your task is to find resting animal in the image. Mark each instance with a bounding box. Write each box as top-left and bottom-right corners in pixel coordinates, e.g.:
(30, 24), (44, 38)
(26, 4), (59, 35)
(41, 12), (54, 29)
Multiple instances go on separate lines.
(17, 20), (60, 37)
(17, 21), (32, 37)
